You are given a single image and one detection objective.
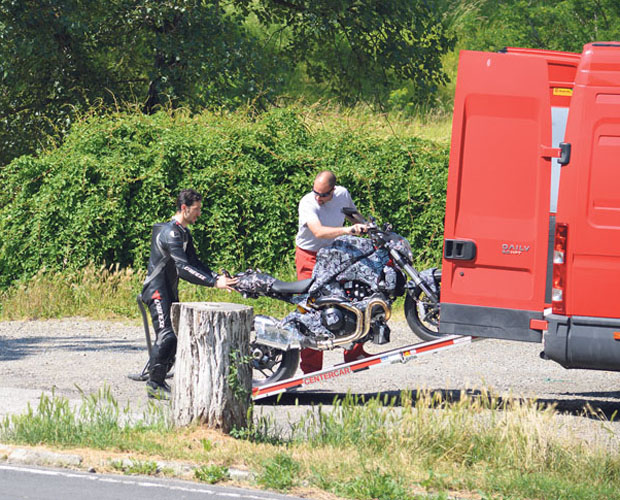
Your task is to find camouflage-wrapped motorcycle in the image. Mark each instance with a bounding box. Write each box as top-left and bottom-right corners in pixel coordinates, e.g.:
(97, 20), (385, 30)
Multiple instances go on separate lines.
(234, 208), (442, 386)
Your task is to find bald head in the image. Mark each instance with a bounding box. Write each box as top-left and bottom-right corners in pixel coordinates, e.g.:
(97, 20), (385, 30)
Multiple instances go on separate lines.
(312, 170), (337, 205)
(315, 170), (336, 189)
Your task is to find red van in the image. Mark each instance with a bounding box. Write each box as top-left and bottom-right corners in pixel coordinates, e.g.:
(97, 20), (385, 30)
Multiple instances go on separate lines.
(439, 42), (620, 371)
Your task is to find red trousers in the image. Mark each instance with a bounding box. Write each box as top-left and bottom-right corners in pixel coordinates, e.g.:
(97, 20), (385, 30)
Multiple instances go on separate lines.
(295, 246), (368, 374)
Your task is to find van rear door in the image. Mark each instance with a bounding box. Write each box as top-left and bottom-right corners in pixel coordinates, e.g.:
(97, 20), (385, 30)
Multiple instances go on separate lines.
(439, 48), (578, 342)
(554, 43), (620, 319)
(544, 43), (620, 371)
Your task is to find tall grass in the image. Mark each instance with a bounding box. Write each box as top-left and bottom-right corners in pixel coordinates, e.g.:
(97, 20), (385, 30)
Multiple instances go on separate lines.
(1, 388), (618, 499)
(295, 100), (454, 144)
(1, 387), (170, 450)
(288, 391), (620, 499)
(0, 264), (143, 320)
(0, 263), (298, 321)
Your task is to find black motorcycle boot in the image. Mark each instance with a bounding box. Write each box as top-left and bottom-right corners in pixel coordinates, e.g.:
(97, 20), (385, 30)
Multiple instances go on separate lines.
(147, 364), (171, 400)
(146, 380), (171, 400)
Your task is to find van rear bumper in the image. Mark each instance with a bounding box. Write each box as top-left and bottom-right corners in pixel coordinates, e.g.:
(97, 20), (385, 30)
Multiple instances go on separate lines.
(544, 314), (620, 371)
(439, 303), (542, 343)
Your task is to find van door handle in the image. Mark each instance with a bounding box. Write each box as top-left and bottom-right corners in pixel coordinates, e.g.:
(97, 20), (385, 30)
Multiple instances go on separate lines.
(558, 142), (571, 165)
(444, 239), (477, 261)
(540, 142), (571, 165)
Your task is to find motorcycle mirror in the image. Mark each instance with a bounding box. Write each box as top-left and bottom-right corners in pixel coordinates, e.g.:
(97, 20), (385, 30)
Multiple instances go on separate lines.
(342, 207), (367, 224)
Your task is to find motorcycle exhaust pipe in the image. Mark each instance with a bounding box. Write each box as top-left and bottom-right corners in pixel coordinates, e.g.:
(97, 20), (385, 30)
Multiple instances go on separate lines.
(253, 315), (304, 351)
(253, 298), (392, 352)
(315, 296), (391, 350)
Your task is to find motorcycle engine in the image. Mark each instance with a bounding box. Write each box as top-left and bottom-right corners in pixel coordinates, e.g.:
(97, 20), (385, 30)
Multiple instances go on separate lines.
(317, 280), (371, 336)
(342, 280), (371, 300)
(320, 306), (358, 335)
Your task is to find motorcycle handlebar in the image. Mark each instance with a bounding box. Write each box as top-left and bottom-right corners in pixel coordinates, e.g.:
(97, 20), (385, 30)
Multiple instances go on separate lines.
(344, 212), (405, 251)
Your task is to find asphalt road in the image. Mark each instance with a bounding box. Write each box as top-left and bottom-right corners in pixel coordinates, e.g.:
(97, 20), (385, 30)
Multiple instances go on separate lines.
(0, 463), (303, 500)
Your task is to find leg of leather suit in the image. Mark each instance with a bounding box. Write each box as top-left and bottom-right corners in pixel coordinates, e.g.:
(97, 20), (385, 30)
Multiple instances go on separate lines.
(146, 289), (176, 385)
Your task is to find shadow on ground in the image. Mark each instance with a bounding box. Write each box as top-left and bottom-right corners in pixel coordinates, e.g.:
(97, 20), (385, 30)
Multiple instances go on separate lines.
(256, 388), (620, 420)
(0, 336), (143, 362)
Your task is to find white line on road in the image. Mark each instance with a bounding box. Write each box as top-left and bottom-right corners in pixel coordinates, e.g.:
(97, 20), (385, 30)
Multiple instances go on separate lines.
(0, 464), (279, 499)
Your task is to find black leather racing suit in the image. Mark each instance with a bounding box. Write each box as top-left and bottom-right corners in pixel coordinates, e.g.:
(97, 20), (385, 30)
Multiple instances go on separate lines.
(142, 219), (218, 384)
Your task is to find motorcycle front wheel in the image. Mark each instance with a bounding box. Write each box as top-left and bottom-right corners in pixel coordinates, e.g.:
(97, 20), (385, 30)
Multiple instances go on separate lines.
(251, 343), (300, 386)
(404, 287), (443, 342)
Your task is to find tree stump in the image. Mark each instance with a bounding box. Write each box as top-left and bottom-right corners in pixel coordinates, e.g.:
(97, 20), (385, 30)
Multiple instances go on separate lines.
(170, 302), (253, 433)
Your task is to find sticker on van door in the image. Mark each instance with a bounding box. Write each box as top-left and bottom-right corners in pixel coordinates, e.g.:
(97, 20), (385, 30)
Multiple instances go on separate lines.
(501, 243), (531, 255)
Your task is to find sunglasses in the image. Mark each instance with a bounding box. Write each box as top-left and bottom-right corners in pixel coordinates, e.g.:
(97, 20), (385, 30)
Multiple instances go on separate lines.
(312, 188), (334, 198)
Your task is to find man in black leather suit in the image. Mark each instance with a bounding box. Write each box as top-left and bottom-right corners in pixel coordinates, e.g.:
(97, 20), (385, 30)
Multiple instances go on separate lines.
(142, 189), (238, 398)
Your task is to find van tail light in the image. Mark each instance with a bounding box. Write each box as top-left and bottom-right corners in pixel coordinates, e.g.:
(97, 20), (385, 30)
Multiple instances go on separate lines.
(552, 223), (568, 315)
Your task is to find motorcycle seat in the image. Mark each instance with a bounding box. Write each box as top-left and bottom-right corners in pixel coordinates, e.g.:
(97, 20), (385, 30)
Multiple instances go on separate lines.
(271, 278), (313, 295)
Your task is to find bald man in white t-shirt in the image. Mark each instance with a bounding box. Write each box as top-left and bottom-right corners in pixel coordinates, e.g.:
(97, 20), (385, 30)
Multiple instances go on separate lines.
(294, 170), (369, 373)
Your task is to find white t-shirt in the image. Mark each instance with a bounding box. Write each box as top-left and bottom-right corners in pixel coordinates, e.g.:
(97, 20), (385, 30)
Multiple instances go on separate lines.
(295, 185), (357, 252)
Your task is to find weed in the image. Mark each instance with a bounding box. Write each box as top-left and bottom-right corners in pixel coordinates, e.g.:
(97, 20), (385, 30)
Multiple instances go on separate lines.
(227, 350), (253, 403)
(336, 469), (410, 500)
(200, 438), (213, 452)
(111, 458), (159, 476)
(194, 464), (230, 484)
(257, 452), (300, 491)
(230, 411), (284, 445)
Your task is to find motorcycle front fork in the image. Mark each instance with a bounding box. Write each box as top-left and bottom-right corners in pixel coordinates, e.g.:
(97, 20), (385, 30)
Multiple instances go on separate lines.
(402, 265), (439, 304)
(389, 250), (440, 304)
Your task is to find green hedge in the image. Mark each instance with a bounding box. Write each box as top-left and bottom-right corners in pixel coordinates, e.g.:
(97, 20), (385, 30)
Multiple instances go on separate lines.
(0, 108), (449, 288)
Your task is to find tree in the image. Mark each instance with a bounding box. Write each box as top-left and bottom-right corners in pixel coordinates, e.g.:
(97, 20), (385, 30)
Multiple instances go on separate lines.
(453, 0), (620, 53)
(0, 0), (270, 166)
(0, 0), (456, 167)
(234, 0), (455, 106)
